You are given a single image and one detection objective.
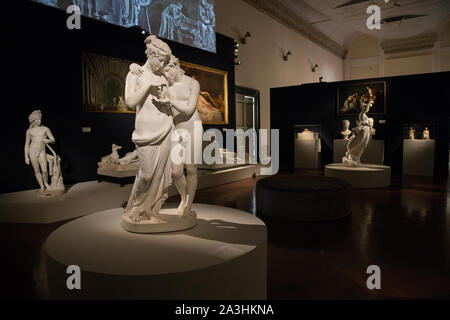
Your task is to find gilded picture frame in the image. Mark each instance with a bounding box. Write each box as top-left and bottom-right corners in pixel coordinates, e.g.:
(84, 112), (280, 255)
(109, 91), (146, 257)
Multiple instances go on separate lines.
(180, 61), (229, 125)
(337, 81), (386, 116)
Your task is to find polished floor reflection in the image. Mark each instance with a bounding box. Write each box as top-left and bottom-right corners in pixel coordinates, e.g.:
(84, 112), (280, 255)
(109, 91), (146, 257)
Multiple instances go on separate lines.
(1, 171), (449, 299)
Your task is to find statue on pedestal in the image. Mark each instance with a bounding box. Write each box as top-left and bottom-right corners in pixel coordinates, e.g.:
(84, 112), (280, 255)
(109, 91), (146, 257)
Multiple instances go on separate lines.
(122, 35), (200, 233)
(24, 110), (65, 196)
(342, 100), (374, 167)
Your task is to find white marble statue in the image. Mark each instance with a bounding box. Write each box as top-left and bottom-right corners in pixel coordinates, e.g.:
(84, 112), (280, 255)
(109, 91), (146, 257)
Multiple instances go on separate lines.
(368, 118), (376, 136)
(423, 127), (430, 140)
(409, 127), (415, 140)
(342, 100), (374, 167)
(341, 120), (351, 140)
(123, 35), (173, 226)
(164, 55), (202, 217)
(24, 110), (65, 195)
(129, 52), (203, 218)
(122, 35), (199, 233)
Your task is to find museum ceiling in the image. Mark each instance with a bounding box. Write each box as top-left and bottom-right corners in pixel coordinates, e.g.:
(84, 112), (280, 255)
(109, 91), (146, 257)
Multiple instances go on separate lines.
(244, 0), (450, 56)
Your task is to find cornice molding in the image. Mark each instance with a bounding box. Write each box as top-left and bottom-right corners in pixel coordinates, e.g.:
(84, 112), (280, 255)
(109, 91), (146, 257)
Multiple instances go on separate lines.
(241, 0), (346, 58)
(381, 34), (438, 55)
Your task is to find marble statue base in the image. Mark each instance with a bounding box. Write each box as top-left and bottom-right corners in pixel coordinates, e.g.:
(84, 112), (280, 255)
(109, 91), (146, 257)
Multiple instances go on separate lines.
(37, 189), (66, 198)
(325, 163), (391, 188)
(122, 208), (197, 233)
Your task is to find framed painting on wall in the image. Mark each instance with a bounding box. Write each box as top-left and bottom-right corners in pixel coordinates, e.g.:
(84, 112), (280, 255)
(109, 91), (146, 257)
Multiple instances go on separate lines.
(82, 52), (228, 123)
(337, 81), (386, 116)
(82, 52), (136, 114)
(180, 61), (228, 125)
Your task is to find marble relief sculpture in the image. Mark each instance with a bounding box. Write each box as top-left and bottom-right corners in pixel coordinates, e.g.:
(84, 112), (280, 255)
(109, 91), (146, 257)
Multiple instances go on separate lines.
(122, 35), (200, 233)
(340, 120), (351, 140)
(342, 100), (374, 167)
(423, 127), (430, 140)
(24, 110), (65, 196)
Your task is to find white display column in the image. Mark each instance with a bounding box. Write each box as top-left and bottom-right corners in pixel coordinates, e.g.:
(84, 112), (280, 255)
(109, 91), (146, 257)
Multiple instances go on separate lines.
(402, 139), (435, 176)
(45, 204), (267, 299)
(295, 139), (321, 169)
(333, 139), (384, 164)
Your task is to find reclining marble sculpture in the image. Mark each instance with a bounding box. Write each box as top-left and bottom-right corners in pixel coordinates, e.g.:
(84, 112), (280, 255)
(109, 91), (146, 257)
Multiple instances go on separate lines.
(99, 144), (122, 165)
(98, 144), (139, 172)
(24, 110), (65, 196)
(122, 35), (202, 233)
(342, 100), (374, 167)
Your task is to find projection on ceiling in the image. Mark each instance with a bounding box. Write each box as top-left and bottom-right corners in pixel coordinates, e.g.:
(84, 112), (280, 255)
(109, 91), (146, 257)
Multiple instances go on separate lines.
(32, 0), (216, 53)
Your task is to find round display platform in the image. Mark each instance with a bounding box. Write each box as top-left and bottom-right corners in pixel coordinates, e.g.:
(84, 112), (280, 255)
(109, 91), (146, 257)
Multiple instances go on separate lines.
(45, 203), (266, 300)
(256, 175), (351, 221)
(325, 163), (391, 188)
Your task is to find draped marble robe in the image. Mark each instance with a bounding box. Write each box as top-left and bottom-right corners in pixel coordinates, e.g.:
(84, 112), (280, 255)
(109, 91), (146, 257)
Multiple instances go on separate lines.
(124, 67), (174, 222)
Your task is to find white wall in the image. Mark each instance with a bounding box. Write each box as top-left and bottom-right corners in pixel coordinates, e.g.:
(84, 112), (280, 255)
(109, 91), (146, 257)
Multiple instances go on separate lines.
(345, 24), (450, 80)
(215, 0), (344, 132)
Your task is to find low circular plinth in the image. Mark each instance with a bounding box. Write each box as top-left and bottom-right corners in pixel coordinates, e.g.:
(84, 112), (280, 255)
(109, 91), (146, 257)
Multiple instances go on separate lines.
(122, 208), (197, 233)
(256, 175), (351, 221)
(45, 203), (267, 300)
(325, 163), (391, 188)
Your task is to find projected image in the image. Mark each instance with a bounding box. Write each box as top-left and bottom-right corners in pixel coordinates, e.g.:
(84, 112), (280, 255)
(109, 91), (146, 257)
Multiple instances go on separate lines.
(32, 0), (216, 53)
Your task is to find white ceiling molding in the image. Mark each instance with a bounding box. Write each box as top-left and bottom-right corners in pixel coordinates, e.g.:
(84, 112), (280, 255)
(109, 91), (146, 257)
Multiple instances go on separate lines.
(381, 33), (438, 55)
(242, 0), (347, 58)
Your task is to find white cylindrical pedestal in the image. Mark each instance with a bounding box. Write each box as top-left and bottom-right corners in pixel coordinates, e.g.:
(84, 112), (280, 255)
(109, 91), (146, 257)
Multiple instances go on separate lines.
(45, 203), (267, 300)
(325, 163), (391, 188)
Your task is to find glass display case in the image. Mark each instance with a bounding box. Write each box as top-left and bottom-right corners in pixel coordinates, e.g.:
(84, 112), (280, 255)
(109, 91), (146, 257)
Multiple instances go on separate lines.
(403, 122), (435, 140)
(294, 124), (322, 169)
(402, 123), (436, 176)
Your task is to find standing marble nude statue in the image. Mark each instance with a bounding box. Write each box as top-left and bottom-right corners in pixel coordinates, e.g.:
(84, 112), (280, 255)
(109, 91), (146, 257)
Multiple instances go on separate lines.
(342, 100), (374, 166)
(130, 55), (203, 218)
(123, 35), (174, 224)
(164, 55), (202, 217)
(24, 110), (55, 191)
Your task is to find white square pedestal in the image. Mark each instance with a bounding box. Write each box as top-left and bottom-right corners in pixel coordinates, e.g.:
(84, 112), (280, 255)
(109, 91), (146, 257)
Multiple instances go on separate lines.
(333, 139), (384, 164)
(295, 139), (321, 169)
(402, 139), (435, 176)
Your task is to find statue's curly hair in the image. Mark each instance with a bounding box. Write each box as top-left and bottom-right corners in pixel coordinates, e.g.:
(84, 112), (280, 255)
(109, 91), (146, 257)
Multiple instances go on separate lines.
(28, 110), (42, 128)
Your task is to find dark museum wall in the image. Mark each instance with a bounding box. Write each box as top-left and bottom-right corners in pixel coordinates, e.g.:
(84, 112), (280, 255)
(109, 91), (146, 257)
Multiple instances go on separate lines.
(3, 1), (236, 193)
(271, 72), (450, 177)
